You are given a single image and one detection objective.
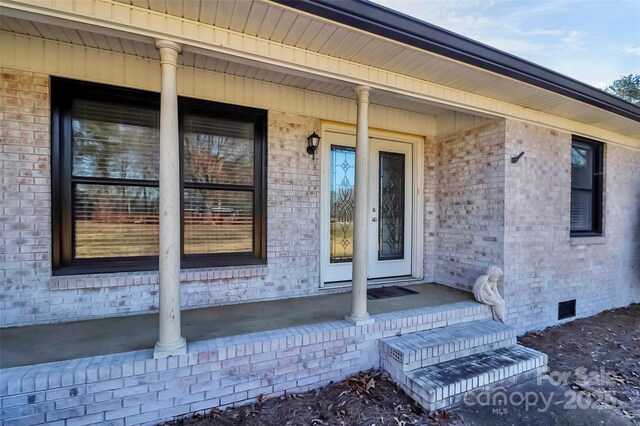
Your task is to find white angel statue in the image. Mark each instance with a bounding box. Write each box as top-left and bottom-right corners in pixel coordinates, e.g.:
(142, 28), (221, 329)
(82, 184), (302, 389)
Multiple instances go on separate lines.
(472, 266), (506, 322)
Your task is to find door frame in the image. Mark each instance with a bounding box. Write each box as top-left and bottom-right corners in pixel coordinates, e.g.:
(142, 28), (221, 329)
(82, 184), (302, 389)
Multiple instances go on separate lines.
(319, 121), (424, 287)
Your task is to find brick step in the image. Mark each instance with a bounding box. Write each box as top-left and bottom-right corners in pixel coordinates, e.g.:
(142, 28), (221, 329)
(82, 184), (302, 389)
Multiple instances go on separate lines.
(381, 319), (516, 371)
(391, 345), (548, 411)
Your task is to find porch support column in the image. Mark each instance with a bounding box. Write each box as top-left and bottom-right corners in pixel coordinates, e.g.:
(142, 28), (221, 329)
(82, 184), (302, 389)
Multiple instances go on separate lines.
(346, 85), (374, 326)
(154, 39), (187, 359)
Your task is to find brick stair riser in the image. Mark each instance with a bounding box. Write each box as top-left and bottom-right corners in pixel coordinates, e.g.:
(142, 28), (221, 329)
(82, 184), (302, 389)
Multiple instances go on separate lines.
(408, 353), (547, 405)
(429, 366), (548, 410)
(379, 311), (550, 413)
(395, 363), (547, 412)
(411, 305), (492, 332)
(382, 332), (516, 372)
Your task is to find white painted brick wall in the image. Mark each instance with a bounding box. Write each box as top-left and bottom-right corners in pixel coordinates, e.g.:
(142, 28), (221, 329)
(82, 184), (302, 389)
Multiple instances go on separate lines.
(433, 118), (639, 332)
(0, 67), (445, 327)
(0, 69), (328, 326)
(503, 120), (640, 332)
(1, 68), (638, 333)
(423, 137), (437, 282)
(434, 120), (506, 290)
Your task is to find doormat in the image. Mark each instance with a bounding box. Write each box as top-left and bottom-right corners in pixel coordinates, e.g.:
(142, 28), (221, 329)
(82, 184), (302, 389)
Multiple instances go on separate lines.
(367, 286), (420, 300)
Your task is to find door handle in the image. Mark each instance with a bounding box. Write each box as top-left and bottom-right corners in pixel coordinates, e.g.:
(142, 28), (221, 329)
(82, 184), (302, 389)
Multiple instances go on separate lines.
(372, 217), (377, 222)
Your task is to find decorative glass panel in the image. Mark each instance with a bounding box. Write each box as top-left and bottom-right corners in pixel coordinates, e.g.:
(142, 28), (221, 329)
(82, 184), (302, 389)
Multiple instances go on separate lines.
(183, 114), (254, 185)
(378, 152), (405, 261)
(330, 146), (355, 263)
(184, 189), (253, 254)
(72, 100), (159, 180)
(73, 184), (159, 258)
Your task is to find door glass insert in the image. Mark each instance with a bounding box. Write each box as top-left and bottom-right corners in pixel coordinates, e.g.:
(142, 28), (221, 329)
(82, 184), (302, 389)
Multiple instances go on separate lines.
(378, 151), (405, 260)
(330, 145), (356, 263)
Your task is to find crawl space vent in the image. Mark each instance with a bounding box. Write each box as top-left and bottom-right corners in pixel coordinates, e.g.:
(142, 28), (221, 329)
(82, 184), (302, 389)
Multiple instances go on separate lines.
(558, 300), (576, 320)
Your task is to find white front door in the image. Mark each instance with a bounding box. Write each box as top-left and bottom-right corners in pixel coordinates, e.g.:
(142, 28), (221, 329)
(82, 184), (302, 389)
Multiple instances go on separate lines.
(321, 130), (414, 283)
(368, 138), (413, 278)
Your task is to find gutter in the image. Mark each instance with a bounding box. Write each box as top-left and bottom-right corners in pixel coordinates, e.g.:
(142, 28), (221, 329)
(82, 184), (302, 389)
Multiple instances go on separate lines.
(273, 0), (640, 123)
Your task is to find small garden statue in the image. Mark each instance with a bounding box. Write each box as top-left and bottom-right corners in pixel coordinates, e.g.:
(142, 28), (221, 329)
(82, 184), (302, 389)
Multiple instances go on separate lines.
(473, 266), (506, 322)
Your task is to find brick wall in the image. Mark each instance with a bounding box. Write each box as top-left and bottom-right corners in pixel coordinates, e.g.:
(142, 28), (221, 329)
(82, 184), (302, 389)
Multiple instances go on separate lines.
(0, 69), (52, 326)
(423, 137), (437, 282)
(0, 68), (329, 327)
(0, 301), (490, 426)
(434, 120), (506, 290)
(2, 67), (637, 332)
(0, 68), (440, 328)
(503, 120), (640, 332)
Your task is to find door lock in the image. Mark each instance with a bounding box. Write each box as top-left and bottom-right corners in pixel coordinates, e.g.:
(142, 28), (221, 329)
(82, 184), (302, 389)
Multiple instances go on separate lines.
(372, 217), (377, 222)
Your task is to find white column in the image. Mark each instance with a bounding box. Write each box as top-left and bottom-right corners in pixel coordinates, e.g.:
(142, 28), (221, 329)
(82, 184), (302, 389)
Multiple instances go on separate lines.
(154, 39), (187, 359)
(346, 86), (374, 325)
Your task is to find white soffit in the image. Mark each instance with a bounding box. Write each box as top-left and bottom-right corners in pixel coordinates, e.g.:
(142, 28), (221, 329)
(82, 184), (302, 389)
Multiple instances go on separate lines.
(0, 15), (453, 117)
(1, 0), (638, 140)
(107, 0), (639, 139)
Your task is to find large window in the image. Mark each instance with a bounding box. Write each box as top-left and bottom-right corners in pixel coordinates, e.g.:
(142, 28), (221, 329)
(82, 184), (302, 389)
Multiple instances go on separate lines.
(570, 136), (603, 236)
(52, 79), (267, 275)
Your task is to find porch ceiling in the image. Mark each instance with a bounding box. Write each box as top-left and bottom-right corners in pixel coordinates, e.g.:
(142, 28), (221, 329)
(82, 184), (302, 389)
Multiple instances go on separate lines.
(0, 14), (454, 117)
(107, 0), (640, 139)
(1, 0), (639, 142)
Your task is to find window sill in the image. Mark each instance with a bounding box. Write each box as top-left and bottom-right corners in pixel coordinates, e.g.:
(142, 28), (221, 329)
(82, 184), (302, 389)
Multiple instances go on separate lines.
(569, 236), (606, 246)
(52, 253), (266, 277)
(49, 264), (268, 291)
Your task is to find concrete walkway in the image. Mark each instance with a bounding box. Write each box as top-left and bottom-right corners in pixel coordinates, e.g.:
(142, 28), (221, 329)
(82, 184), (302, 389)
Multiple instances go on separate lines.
(0, 283), (472, 368)
(453, 378), (634, 426)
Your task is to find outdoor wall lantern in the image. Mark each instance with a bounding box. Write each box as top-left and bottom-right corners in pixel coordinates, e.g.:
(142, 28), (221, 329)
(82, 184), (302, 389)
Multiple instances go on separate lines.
(306, 131), (321, 159)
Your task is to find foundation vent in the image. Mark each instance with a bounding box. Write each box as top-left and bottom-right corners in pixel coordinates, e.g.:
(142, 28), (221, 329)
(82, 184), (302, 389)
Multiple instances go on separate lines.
(389, 348), (405, 363)
(558, 300), (576, 320)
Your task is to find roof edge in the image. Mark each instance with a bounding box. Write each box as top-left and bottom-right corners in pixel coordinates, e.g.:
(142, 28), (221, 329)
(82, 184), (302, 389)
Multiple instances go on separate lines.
(272, 0), (640, 123)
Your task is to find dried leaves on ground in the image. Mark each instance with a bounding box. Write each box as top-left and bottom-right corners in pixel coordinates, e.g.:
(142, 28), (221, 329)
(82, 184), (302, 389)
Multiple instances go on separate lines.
(165, 370), (453, 426)
(519, 303), (640, 423)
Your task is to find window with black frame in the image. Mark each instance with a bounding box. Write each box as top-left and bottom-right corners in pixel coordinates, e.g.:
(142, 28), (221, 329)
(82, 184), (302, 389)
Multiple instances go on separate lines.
(570, 136), (603, 236)
(51, 79), (266, 275)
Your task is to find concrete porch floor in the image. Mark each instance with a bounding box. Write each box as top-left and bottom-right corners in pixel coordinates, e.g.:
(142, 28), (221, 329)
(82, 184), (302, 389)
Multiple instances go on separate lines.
(0, 283), (473, 368)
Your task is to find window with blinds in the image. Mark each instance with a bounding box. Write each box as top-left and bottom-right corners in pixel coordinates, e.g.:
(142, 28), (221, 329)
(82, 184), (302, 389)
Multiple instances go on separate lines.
(71, 100), (160, 259)
(52, 78), (267, 275)
(570, 136), (603, 236)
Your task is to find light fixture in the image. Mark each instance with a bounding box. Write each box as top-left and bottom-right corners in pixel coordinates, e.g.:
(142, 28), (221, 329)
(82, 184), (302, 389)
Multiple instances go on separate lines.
(306, 131), (321, 159)
(511, 151), (525, 164)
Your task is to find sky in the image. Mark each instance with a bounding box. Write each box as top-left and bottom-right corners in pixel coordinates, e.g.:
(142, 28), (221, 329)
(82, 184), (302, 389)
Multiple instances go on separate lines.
(371, 0), (640, 89)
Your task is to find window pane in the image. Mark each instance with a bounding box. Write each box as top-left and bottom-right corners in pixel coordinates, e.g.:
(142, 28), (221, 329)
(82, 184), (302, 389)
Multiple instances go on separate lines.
(184, 189), (253, 254)
(183, 114), (254, 185)
(72, 99), (160, 180)
(570, 188), (592, 231)
(330, 146), (355, 263)
(74, 184), (159, 258)
(571, 145), (592, 190)
(378, 151), (405, 261)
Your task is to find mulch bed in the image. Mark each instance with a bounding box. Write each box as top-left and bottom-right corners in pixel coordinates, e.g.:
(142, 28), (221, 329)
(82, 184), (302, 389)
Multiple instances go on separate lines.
(518, 303), (640, 423)
(164, 304), (639, 425)
(164, 370), (454, 425)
